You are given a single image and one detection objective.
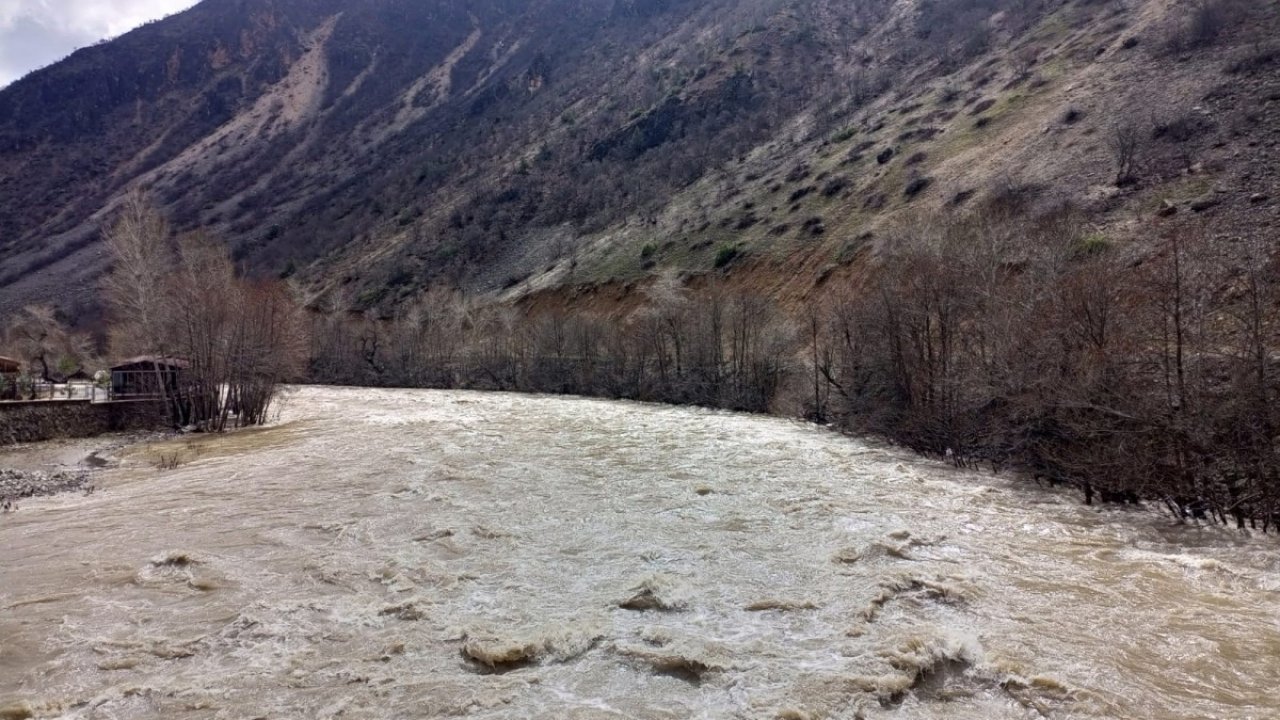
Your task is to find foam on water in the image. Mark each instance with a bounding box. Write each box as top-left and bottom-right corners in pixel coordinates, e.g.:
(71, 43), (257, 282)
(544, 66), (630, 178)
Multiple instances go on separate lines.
(2, 386), (1279, 719)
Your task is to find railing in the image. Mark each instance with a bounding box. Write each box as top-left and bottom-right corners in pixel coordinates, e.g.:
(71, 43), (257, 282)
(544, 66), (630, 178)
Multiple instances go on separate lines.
(0, 383), (111, 404)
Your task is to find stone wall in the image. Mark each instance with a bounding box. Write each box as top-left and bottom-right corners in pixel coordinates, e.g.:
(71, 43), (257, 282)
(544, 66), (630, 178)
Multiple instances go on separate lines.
(0, 400), (169, 447)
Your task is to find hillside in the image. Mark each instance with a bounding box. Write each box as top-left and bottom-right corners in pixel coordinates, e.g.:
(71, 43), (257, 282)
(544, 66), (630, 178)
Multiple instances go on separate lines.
(0, 0), (1276, 317)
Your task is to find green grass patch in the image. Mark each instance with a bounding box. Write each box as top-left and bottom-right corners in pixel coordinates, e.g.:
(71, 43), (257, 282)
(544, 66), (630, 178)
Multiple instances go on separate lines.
(1077, 233), (1110, 256)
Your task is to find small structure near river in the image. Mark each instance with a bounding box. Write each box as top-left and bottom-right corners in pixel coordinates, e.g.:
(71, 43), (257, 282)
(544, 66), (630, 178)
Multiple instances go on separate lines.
(110, 357), (189, 400)
(0, 356), (21, 401)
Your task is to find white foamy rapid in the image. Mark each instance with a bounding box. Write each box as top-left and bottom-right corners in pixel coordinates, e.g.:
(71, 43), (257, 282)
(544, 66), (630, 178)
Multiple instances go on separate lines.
(2, 387), (1278, 719)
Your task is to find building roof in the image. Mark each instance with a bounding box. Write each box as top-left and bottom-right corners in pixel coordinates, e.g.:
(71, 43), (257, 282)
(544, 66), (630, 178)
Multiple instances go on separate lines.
(111, 356), (191, 371)
(0, 356), (20, 373)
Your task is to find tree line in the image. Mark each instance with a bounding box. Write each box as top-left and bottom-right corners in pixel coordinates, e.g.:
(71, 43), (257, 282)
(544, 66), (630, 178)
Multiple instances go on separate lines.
(309, 274), (793, 415)
(311, 207), (1280, 532)
(813, 209), (1280, 530)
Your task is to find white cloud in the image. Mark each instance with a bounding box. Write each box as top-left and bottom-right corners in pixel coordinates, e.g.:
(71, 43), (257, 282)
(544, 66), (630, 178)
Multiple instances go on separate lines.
(21, 0), (195, 38)
(0, 0), (197, 87)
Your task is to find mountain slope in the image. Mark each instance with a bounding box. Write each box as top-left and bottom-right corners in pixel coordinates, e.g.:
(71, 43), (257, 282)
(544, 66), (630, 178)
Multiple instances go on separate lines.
(0, 0), (1276, 317)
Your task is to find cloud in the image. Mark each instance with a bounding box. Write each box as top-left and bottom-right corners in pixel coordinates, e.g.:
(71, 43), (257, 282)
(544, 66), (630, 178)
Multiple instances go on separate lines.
(0, 0), (197, 86)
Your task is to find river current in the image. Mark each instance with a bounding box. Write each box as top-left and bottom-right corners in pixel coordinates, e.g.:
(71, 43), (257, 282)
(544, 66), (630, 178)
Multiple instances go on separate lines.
(2, 386), (1278, 719)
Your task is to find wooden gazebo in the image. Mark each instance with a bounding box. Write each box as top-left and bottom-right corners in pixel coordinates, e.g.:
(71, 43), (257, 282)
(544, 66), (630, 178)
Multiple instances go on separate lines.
(110, 356), (190, 400)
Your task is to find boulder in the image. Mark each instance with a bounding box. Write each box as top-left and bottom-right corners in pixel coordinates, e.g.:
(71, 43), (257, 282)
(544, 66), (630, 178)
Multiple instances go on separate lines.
(1190, 195), (1220, 213)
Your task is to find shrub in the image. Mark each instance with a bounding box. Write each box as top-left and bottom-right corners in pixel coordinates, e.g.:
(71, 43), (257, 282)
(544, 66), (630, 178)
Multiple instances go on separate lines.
(1110, 121), (1143, 186)
(987, 177), (1045, 215)
(714, 245), (741, 268)
(1077, 233), (1110, 256)
(786, 164), (811, 183)
(789, 186), (815, 203)
(1188, 0), (1233, 45)
(970, 98), (996, 115)
(822, 176), (851, 197)
(904, 176), (932, 199)
(1164, 0), (1244, 54)
(1152, 114), (1213, 143)
(1224, 42), (1280, 74)
(156, 453), (184, 470)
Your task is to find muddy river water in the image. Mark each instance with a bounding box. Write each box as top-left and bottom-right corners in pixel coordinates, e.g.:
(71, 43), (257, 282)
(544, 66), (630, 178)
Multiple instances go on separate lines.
(2, 386), (1279, 719)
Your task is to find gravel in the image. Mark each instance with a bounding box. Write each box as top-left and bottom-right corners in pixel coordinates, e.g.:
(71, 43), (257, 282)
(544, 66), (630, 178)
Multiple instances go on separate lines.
(0, 468), (92, 501)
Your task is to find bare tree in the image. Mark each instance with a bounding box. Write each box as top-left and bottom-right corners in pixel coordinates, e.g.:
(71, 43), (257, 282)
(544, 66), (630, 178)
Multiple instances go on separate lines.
(227, 279), (307, 426)
(102, 191), (174, 357)
(4, 305), (94, 388)
(1109, 122), (1143, 186)
(102, 199), (303, 430)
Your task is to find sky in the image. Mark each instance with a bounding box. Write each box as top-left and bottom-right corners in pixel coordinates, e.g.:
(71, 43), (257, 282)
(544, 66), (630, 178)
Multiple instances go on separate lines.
(0, 0), (198, 87)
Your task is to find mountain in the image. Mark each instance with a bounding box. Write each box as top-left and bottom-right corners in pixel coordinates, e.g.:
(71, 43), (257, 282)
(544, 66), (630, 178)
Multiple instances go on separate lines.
(0, 0), (1277, 318)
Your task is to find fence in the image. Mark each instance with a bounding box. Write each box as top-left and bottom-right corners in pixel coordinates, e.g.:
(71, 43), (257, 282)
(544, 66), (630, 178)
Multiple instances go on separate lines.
(0, 382), (111, 404)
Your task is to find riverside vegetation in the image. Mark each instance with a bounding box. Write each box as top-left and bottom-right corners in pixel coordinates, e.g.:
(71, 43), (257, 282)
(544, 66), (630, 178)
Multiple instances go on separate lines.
(310, 205), (1280, 532)
(7, 192), (1277, 533)
(101, 196), (307, 431)
(2, 195), (306, 433)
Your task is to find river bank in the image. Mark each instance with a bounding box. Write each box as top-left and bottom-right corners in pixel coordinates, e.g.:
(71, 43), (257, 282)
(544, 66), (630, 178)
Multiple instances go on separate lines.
(0, 431), (171, 504)
(0, 468), (92, 502)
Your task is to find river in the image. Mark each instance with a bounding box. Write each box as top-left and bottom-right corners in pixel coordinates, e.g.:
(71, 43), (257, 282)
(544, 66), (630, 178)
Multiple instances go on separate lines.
(2, 386), (1278, 719)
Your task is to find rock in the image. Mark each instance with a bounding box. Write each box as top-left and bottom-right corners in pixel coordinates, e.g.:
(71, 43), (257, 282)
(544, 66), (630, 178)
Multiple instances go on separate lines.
(0, 468), (91, 501)
(1250, 193), (1270, 204)
(618, 574), (690, 611)
(1190, 196), (1221, 213)
(1157, 199), (1178, 217)
(0, 702), (35, 720)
